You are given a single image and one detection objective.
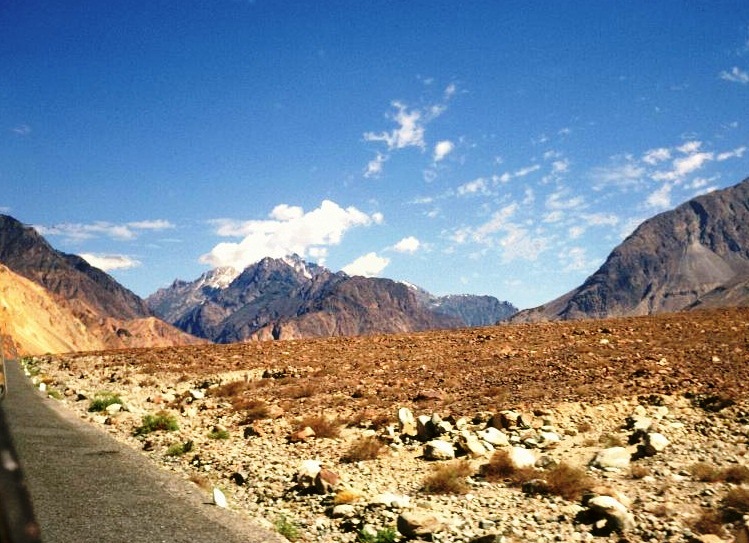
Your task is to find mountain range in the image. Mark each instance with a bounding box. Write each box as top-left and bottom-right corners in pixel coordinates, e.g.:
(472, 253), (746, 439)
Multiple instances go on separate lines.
(513, 176), (749, 322)
(146, 255), (517, 342)
(2, 176), (748, 354)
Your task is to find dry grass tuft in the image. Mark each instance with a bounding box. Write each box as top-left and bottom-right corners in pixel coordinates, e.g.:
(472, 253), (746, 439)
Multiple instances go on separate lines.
(209, 380), (249, 398)
(543, 463), (594, 501)
(296, 415), (341, 438)
(630, 464), (652, 480)
(422, 459), (474, 495)
(233, 398), (271, 423)
(722, 487), (749, 522)
(481, 451), (591, 501)
(689, 462), (749, 484)
(341, 436), (385, 463)
(481, 450), (535, 484)
(691, 509), (727, 537)
(723, 465), (749, 484)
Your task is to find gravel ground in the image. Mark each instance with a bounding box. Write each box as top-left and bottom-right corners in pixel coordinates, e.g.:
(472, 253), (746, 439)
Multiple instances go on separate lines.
(24, 307), (749, 542)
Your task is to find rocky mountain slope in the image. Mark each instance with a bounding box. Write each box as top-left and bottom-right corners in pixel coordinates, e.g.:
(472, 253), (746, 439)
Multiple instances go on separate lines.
(514, 177), (749, 322)
(148, 256), (515, 342)
(0, 215), (202, 354)
(27, 307), (749, 543)
(0, 215), (151, 321)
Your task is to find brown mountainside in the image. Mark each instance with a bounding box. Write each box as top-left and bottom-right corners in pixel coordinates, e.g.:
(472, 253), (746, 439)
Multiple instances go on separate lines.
(0, 215), (151, 322)
(0, 263), (202, 355)
(515, 176), (749, 322)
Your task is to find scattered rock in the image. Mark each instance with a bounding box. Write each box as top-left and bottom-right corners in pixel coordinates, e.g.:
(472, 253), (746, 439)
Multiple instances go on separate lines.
(212, 487), (228, 508)
(424, 439), (456, 460)
(397, 510), (445, 539)
(591, 447), (631, 470)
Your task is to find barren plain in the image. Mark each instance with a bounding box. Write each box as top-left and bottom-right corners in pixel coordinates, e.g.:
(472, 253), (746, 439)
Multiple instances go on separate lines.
(25, 307), (749, 542)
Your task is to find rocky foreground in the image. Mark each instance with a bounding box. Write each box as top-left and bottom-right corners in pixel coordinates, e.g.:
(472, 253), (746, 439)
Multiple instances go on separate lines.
(24, 308), (749, 542)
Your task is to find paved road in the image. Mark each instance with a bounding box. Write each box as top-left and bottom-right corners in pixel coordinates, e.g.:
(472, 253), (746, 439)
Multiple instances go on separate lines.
(3, 360), (283, 543)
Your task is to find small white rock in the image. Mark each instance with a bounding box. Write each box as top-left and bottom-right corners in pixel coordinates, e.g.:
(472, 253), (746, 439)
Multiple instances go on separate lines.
(212, 487), (228, 508)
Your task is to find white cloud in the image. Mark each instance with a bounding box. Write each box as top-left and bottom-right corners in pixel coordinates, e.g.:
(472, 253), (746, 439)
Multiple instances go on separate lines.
(364, 101), (426, 151)
(433, 140), (454, 162)
(498, 225), (549, 262)
(582, 212), (620, 227)
(452, 203), (519, 245)
(720, 66), (749, 84)
(342, 252), (390, 277)
(677, 140), (703, 154)
(392, 236), (421, 254)
(552, 159), (570, 173)
(545, 191), (585, 211)
(79, 253), (141, 271)
(646, 183), (673, 209)
(200, 200), (382, 270)
(270, 204), (304, 221)
(457, 177), (489, 196)
(12, 125), (31, 136)
(591, 157), (646, 190)
(36, 220), (174, 242)
(514, 164), (541, 178)
(364, 152), (388, 179)
(642, 147), (671, 165)
(559, 247), (596, 272)
(717, 146), (747, 161)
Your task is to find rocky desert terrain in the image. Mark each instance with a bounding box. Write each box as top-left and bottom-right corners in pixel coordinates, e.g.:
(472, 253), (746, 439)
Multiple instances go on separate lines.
(23, 307), (749, 543)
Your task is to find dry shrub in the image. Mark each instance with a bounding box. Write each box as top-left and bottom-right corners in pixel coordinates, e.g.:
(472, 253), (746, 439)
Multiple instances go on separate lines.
(481, 452), (591, 501)
(283, 383), (319, 399)
(188, 474), (211, 491)
(690, 462), (724, 482)
(598, 433), (625, 448)
(422, 460), (473, 495)
(233, 398), (271, 424)
(689, 462), (749, 484)
(691, 509), (727, 537)
(481, 450), (535, 485)
(296, 415), (341, 438)
(630, 464), (652, 480)
(576, 420), (593, 433)
(544, 463), (593, 501)
(210, 380), (249, 398)
(341, 436), (384, 463)
(723, 465), (749, 484)
(722, 487), (749, 522)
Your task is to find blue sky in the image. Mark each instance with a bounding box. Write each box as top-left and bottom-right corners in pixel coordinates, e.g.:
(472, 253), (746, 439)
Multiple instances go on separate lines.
(2, 1), (748, 309)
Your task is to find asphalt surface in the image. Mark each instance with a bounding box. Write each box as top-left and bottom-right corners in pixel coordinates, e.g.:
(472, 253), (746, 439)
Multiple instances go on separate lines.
(2, 359), (283, 543)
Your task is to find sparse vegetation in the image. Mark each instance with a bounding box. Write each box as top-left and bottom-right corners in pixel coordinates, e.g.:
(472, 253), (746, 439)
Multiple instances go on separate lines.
(165, 440), (194, 457)
(689, 462), (749, 483)
(422, 459), (473, 494)
(208, 428), (230, 440)
(630, 464), (652, 480)
(274, 515), (300, 541)
(691, 509), (727, 537)
(88, 391), (123, 412)
(233, 398), (271, 423)
(296, 415), (341, 438)
(722, 487), (749, 522)
(342, 436), (384, 463)
(209, 380), (250, 398)
(357, 526), (398, 543)
(134, 411), (179, 436)
(481, 451), (591, 501)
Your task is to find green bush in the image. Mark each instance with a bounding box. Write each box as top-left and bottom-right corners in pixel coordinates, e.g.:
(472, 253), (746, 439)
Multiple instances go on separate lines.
(134, 411), (179, 436)
(274, 515), (299, 541)
(165, 440), (194, 457)
(88, 392), (123, 412)
(208, 428), (230, 440)
(358, 527), (398, 543)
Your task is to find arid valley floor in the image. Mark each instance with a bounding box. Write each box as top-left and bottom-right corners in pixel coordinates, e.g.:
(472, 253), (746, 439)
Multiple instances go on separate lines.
(25, 308), (749, 542)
